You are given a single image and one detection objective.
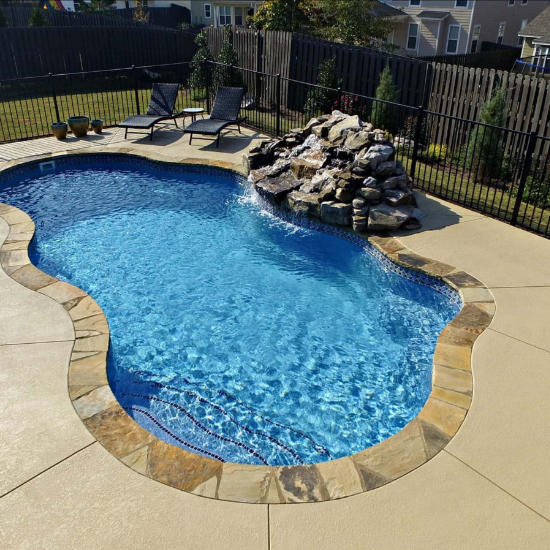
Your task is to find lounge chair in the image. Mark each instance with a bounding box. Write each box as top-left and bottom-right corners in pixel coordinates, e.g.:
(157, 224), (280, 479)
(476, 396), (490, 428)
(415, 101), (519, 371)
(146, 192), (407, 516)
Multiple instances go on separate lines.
(118, 83), (181, 141)
(185, 87), (245, 148)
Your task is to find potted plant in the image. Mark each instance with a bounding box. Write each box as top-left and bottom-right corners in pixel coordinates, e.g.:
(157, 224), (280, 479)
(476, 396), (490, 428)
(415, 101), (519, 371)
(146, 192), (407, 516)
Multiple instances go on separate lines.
(67, 116), (90, 137)
(91, 119), (104, 134)
(51, 122), (68, 140)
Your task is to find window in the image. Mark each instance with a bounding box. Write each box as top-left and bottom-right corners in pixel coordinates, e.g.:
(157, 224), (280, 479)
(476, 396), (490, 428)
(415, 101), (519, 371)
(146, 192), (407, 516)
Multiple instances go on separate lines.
(471, 24), (480, 53)
(234, 7), (244, 26)
(409, 0), (421, 6)
(518, 19), (527, 45)
(508, 0), (515, 5)
(204, 3), (211, 19)
(521, 0), (528, 4)
(497, 21), (506, 45)
(407, 23), (419, 50)
(219, 5), (231, 26)
(455, 0), (468, 7)
(446, 24), (460, 53)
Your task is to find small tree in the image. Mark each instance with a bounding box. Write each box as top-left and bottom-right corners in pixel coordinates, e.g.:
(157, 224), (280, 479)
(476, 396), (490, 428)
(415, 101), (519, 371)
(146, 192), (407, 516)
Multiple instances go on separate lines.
(251, 0), (309, 32)
(212, 26), (243, 90)
(371, 66), (398, 132)
(29, 6), (48, 27)
(303, 57), (339, 117)
(133, 0), (149, 23)
(0, 6), (7, 28)
(188, 31), (214, 99)
(466, 88), (506, 183)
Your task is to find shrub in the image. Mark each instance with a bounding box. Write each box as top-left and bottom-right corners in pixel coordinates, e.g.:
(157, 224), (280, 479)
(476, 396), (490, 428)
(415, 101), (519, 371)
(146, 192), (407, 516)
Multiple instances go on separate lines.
(212, 27), (243, 91)
(466, 88), (506, 183)
(303, 57), (339, 117)
(372, 66), (399, 132)
(29, 6), (48, 27)
(423, 143), (448, 163)
(188, 31), (214, 99)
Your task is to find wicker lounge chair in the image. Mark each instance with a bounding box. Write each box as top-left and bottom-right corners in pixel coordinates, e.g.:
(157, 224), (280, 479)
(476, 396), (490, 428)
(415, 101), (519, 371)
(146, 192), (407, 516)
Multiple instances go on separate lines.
(118, 83), (181, 141)
(185, 87), (245, 148)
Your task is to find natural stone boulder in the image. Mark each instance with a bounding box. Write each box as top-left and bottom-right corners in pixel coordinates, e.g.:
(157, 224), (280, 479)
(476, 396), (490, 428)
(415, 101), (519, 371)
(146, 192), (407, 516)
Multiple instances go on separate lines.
(384, 189), (416, 207)
(344, 130), (372, 152)
(335, 188), (355, 203)
(256, 173), (302, 203)
(286, 191), (322, 218)
(244, 113), (422, 233)
(375, 160), (397, 178)
(362, 144), (394, 170)
(320, 201), (352, 226)
(383, 174), (409, 190)
(368, 204), (412, 231)
(328, 115), (362, 144)
(358, 187), (382, 202)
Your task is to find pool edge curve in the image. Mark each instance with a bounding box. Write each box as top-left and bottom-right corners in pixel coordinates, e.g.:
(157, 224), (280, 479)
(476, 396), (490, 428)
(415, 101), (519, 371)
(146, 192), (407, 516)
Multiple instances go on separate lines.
(0, 152), (495, 504)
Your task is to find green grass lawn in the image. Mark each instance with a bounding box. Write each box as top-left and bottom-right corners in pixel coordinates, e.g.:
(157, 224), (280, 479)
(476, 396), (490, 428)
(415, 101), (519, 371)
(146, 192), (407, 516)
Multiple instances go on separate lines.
(400, 155), (550, 234)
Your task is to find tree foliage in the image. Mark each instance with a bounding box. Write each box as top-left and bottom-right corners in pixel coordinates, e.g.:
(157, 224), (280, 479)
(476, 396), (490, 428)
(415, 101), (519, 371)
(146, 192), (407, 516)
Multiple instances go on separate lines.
(188, 31), (214, 95)
(212, 26), (244, 90)
(251, 0), (309, 32)
(466, 88), (507, 183)
(75, 0), (115, 12)
(372, 66), (399, 131)
(252, 0), (393, 47)
(29, 6), (48, 27)
(303, 57), (339, 117)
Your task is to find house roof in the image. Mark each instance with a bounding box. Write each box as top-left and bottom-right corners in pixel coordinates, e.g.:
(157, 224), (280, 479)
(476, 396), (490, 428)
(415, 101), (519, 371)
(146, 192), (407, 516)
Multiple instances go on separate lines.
(518, 4), (550, 45)
(417, 10), (450, 20)
(372, 0), (408, 19)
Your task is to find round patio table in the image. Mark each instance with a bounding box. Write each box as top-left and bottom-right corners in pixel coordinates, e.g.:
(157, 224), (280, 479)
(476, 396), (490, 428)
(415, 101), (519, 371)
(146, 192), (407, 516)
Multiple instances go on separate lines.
(183, 107), (205, 124)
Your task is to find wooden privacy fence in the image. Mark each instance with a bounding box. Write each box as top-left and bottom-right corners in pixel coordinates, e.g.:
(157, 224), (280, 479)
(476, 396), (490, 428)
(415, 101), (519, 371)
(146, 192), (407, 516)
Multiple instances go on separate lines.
(204, 27), (430, 111)
(0, 26), (199, 80)
(428, 63), (550, 155)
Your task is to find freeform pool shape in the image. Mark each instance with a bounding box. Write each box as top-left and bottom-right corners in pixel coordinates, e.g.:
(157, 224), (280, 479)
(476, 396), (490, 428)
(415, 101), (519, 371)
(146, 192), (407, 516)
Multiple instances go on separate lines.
(0, 155), (461, 466)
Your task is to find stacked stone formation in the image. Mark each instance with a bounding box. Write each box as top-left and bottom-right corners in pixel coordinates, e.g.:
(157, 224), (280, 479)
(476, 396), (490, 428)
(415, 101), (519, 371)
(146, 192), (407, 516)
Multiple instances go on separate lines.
(244, 110), (421, 233)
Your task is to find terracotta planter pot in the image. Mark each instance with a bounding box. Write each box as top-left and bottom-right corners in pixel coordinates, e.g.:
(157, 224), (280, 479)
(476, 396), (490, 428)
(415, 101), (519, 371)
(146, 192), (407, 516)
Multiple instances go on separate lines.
(51, 122), (68, 140)
(91, 119), (104, 134)
(68, 116), (89, 138)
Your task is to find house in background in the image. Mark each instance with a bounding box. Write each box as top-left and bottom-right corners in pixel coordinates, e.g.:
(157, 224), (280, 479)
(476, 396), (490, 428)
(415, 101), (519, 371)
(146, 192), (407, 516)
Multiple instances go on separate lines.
(112, 1), (261, 27)
(518, 2), (550, 70)
(381, 0), (550, 57)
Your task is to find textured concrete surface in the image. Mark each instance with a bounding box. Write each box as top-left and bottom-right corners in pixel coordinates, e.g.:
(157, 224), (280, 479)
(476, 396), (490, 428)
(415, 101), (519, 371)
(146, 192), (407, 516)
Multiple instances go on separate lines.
(1, 133), (550, 548)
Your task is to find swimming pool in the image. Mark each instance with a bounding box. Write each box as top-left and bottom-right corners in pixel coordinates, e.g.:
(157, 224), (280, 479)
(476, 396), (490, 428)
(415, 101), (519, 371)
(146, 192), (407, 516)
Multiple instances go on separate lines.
(0, 155), (460, 466)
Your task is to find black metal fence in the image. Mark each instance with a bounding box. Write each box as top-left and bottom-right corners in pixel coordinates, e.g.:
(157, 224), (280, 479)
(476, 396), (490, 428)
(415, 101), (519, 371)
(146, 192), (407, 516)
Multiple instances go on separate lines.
(0, 61), (549, 238)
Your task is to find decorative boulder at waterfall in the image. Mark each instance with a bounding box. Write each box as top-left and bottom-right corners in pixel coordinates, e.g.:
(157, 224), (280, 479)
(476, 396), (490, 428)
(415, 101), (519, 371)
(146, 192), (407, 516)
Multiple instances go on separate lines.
(243, 111), (422, 233)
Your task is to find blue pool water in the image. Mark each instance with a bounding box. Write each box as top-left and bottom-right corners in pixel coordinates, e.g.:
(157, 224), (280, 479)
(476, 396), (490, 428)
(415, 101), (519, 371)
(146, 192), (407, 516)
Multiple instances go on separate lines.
(0, 155), (460, 465)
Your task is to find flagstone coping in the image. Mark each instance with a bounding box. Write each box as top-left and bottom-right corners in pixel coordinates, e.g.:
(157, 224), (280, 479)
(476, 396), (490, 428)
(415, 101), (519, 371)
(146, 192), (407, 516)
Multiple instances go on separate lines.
(0, 152), (494, 503)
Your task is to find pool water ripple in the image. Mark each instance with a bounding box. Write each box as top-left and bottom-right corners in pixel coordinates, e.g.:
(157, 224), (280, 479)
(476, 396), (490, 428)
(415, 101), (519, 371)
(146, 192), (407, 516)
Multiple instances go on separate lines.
(0, 156), (460, 466)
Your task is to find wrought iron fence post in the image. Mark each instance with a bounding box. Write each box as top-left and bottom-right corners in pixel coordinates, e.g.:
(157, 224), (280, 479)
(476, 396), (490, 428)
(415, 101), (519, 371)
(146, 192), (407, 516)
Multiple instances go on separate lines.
(49, 72), (60, 124)
(276, 73), (281, 137)
(205, 61), (212, 113)
(132, 65), (140, 115)
(410, 105), (425, 183)
(511, 131), (538, 226)
(337, 87), (342, 111)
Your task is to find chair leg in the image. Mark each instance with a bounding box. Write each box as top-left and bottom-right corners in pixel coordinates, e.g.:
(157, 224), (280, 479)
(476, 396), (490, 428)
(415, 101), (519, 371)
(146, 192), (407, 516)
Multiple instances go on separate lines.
(124, 128), (128, 139)
(238, 123), (241, 134)
(189, 133), (193, 144)
(150, 126), (154, 141)
(173, 117), (179, 129)
(216, 134), (220, 148)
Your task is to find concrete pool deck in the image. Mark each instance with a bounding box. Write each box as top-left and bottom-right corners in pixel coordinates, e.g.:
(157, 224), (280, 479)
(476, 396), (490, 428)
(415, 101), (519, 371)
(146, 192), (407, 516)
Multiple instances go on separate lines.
(1, 128), (550, 548)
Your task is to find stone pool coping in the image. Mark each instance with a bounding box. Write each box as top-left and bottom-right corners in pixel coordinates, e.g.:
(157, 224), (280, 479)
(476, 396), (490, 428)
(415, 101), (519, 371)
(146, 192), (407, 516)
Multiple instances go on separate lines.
(0, 152), (495, 504)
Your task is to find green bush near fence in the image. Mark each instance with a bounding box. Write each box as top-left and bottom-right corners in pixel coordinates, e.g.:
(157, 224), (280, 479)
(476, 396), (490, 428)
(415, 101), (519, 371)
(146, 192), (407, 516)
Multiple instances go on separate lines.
(371, 66), (399, 132)
(466, 88), (506, 183)
(303, 57), (339, 118)
(188, 31), (213, 100)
